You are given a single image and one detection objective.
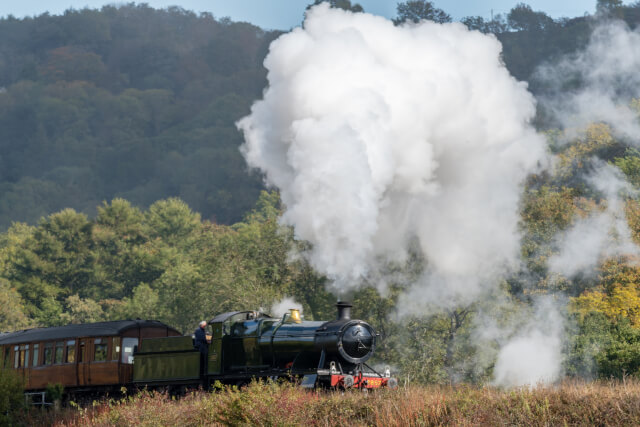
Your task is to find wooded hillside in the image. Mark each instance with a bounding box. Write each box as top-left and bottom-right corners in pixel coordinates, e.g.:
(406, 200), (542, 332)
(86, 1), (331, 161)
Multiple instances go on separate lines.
(3, 1), (640, 384)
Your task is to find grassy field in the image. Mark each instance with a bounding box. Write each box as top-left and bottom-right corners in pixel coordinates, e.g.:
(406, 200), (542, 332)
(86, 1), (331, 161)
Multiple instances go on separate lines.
(18, 380), (640, 426)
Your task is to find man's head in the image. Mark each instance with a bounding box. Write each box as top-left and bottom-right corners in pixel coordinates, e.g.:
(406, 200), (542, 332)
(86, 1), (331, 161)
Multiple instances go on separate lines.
(199, 320), (207, 329)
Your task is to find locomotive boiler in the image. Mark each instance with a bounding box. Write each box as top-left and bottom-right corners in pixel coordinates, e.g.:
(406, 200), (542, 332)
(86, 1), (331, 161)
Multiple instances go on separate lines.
(134, 302), (397, 389)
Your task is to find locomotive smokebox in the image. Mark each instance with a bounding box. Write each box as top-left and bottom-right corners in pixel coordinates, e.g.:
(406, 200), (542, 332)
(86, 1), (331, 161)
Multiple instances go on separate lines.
(336, 301), (352, 320)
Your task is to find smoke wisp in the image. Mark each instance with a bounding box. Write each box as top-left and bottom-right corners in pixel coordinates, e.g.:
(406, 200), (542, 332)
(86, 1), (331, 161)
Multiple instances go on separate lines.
(548, 162), (639, 278)
(270, 296), (304, 318)
(536, 20), (640, 140)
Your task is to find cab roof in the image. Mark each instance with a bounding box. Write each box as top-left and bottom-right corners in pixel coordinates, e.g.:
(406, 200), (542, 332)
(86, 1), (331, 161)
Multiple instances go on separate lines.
(209, 311), (273, 323)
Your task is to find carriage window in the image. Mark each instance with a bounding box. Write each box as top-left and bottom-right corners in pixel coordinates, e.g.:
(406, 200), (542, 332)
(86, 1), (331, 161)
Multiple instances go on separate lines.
(23, 345), (29, 368)
(78, 340), (85, 363)
(54, 342), (64, 364)
(66, 340), (76, 363)
(3, 347), (10, 368)
(112, 337), (121, 361)
(13, 346), (18, 368)
(94, 338), (107, 362)
(44, 343), (53, 365)
(121, 338), (138, 364)
(18, 346), (24, 368)
(32, 344), (39, 367)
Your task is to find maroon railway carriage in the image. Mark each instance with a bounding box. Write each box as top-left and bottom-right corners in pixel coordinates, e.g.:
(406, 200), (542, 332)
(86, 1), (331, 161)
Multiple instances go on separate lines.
(0, 320), (180, 393)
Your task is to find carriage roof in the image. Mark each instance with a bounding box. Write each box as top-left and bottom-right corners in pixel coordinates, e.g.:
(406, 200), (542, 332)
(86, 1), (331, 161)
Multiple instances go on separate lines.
(0, 320), (176, 345)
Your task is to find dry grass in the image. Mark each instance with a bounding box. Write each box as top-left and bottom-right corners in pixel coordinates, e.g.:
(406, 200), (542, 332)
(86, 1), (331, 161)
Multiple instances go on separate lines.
(18, 379), (640, 426)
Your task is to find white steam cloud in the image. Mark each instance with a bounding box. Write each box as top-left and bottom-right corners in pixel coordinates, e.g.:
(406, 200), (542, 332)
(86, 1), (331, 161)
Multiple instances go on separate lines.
(492, 298), (564, 388)
(537, 20), (640, 140)
(238, 5), (547, 309)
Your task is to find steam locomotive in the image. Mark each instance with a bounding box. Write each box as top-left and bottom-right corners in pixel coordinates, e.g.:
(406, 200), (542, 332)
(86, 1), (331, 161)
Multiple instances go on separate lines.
(0, 302), (397, 398)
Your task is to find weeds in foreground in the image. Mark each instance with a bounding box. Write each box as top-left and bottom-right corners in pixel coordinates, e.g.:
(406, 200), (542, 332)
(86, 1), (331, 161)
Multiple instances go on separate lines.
(18, 379), (640, 426)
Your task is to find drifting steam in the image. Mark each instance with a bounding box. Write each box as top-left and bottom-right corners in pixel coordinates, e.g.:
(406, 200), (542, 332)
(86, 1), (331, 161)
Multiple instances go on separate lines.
(270, 297), (304, 318)
(549, 162), (639, 278)
(238, 4), (547, 305)
(491, 297), (565, 388)
(537, 21), (640, 140)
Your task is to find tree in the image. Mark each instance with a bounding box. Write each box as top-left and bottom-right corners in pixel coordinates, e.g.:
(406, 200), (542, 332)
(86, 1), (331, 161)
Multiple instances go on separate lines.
(462, 14), (508, 34)
(306, 0), (364, 13)
(145, 198), (201, 245)
(394, 1), (451, 24)
(614, 149), (640, 188)
(597, 0), (624, 14)
(507, 3), (555, 32)
(0, 369), (24, 425)
(0, 279), (31, 331)
(59, 294), (106, 324)
(570, 260), (640, 327)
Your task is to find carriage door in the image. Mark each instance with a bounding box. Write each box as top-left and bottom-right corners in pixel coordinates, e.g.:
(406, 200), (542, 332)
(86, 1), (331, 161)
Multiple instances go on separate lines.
(77, 339), (89, 386)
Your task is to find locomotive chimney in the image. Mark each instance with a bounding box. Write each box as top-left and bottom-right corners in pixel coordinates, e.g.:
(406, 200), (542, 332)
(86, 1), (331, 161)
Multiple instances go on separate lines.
(336, 301), (352, 320)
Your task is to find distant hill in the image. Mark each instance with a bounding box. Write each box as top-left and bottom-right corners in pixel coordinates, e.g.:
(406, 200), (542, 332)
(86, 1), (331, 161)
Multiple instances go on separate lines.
(0, 4), (281, 227)
(1, 2), (639, 229)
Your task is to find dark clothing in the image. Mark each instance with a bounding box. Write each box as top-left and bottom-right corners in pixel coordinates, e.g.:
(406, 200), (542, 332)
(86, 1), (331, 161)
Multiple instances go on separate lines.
(195, 326), (208, 379)
(194, 327), (208, 354)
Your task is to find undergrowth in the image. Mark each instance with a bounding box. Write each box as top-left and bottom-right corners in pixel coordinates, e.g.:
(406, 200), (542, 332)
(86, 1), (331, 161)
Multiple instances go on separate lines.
(18, 379), (640, 426)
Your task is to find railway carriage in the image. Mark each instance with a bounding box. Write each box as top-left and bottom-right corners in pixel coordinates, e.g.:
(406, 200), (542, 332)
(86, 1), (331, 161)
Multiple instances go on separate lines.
(0, 320), (180, 395)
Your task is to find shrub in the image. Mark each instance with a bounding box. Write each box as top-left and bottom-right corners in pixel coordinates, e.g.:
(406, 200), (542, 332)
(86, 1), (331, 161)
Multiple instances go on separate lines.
(0, 369), (25, 424)
(45, 383), (64, 402)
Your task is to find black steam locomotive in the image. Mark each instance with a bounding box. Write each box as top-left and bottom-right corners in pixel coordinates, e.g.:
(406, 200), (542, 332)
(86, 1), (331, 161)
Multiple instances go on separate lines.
(0, 302), (396, 396)
(135, 301), (397, 389)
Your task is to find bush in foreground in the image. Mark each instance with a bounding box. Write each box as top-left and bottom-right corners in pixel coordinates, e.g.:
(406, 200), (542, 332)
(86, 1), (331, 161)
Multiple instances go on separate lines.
(19, 380), (640, 426)
(0, 369), (25, 424)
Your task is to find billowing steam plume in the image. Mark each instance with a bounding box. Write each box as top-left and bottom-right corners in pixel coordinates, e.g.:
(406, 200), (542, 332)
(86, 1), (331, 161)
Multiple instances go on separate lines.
(238, 5), (547, 310)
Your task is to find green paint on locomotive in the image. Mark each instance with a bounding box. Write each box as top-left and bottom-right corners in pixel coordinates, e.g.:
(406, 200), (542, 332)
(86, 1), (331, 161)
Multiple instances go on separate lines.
(133, 336), (200, 382)
(133, 311), (338, 383)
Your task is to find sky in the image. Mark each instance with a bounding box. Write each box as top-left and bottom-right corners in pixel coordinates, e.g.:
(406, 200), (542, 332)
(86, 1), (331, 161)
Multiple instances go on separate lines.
(0, 0), (624, 30)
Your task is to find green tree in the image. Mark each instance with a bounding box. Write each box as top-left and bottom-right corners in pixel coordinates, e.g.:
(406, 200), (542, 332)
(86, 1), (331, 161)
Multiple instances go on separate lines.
(462, 15), (508, 34)
(145, 198), (201, 245)
(507, 3), (555, 32)
(597, 0), (624, 15)
(59, 294), (106, 324)
(0, 279), (31, 331)
(0, 369), (24, 425)
(306, 0), (364, 13)
(394, 1), (451, 24)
